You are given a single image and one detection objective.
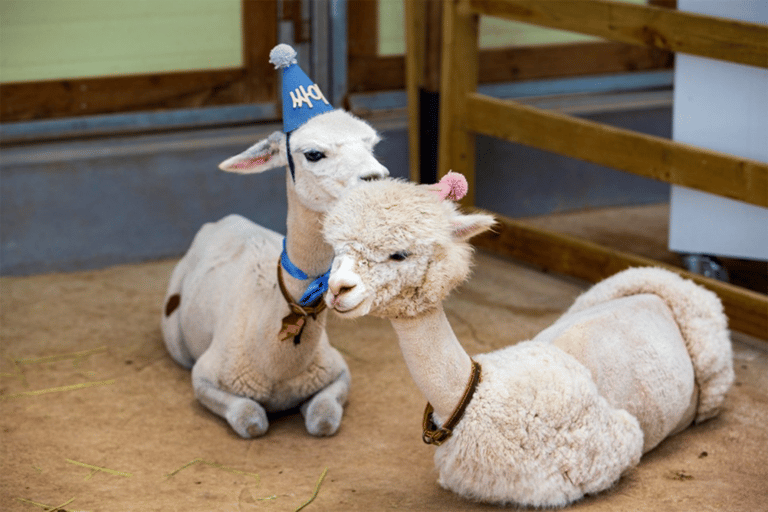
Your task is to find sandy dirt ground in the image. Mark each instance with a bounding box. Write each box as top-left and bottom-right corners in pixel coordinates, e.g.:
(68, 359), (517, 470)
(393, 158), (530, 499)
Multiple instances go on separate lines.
(2, 205), (767, 512)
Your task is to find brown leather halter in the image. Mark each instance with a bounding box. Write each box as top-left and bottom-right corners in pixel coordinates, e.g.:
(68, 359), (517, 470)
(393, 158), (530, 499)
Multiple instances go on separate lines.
(422, 359), (482, 446)
(276, 259), (327, 344)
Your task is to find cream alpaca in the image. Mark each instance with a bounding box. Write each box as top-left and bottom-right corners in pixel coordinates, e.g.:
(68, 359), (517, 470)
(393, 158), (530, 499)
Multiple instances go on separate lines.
(323, 179), (733, 507)
(161, 110), (388, 438)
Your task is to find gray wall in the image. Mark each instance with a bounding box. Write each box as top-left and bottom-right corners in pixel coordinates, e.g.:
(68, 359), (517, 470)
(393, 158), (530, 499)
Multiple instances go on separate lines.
(0, 122), (409, 275)
(475, 107), (670, 218)
(0, 109), (667, 276)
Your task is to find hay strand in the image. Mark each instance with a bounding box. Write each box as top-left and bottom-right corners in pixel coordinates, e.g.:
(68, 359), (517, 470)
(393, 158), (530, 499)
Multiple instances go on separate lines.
(165, 458), (259, 482)
(16, 346), (107, 367)
(294, 467), (329, 512)
(65, 459), (133, 479)
(0, 380), (115, 400)
(16, 496), (77, 511)
(16, 346), (107, 365)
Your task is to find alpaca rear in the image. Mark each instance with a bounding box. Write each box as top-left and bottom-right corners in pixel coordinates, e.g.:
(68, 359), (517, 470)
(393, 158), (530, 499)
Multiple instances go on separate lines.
(565, 267), (734, 423)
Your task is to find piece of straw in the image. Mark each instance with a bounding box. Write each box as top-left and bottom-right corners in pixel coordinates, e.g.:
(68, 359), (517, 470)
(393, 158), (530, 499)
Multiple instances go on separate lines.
(0, 380), (115, 400)
(165, 458), (259, 482)
(16, 496), (77, 511)
(65, 459), (133, 479)
(16, 346), (107, 366)
(294, 467), (329, 512)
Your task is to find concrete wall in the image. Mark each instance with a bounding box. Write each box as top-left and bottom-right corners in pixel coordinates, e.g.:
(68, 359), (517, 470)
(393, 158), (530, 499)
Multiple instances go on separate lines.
(0, 122), (409, 275)
(475, 107), (670, 217)
(0, 109), (667, 276)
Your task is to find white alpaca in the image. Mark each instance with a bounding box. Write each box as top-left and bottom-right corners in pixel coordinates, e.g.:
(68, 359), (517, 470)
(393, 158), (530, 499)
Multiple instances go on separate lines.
(161, 108), (388, 438)
(323, 178), (733, 507)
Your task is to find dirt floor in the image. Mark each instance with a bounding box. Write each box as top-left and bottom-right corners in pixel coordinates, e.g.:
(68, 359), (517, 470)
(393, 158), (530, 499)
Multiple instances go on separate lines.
(2, 204), (767, 511)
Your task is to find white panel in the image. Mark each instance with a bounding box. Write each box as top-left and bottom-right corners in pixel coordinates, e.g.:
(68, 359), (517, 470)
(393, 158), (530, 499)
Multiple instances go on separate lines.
(669, 0), (768, 261)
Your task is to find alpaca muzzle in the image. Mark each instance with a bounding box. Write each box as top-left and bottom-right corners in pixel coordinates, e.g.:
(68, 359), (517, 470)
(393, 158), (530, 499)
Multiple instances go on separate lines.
(327, 255), (370, 316)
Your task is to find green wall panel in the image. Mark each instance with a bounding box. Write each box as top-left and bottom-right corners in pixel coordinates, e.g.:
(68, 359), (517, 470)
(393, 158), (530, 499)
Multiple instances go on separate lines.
(0, 0), (242, 83)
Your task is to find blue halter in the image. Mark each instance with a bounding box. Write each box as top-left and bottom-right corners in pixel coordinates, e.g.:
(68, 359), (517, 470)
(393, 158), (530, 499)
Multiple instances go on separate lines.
(280, 238), (330, 307)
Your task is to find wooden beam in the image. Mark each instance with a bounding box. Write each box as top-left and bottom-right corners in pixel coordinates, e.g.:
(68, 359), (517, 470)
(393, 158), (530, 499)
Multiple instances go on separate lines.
(472, 210), (768, 340)
(352, 41), (672, 94)
(347, 55), (406, 93)
(463, 93), (768, 208)
(405, 0), (426, 183)
(242, 0), (278, 103)
(438, 0), (480, 206)
(479, 41), (672, 83)
(467, 0), (768, 68)
(0, 69), (247, 122)
(347, 0), (379, 59)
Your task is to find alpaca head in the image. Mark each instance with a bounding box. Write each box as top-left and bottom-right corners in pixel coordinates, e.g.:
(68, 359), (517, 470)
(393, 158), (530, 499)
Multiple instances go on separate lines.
(218, 110), (389, 212)
(323, 179), (495, 319)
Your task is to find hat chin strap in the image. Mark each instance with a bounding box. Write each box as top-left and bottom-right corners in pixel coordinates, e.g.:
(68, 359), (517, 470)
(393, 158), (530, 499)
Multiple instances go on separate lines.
(286, 131), (296, 182)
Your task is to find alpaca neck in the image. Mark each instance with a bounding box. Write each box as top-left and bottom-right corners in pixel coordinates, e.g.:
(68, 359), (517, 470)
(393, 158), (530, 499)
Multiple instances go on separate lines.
(389, 305), (473, 422)
(282, 174), (334, 299)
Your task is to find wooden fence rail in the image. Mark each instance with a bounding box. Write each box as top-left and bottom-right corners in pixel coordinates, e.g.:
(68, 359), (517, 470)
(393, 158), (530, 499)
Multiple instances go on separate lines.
(434, 0), (768, 339)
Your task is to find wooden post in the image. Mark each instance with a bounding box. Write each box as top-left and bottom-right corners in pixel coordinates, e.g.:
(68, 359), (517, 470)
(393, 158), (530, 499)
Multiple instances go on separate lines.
(405, 0), (426, 183)
(437, 0), (479, 206)
(242, 0), (278, 104)
(406, 0), (444, 184)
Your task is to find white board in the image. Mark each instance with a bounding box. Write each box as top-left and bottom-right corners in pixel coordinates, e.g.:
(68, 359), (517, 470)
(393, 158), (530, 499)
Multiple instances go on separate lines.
(669, 0), (768, 261)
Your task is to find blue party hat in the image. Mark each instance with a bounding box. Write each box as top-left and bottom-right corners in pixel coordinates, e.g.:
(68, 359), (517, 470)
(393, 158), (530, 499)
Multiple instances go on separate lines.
(270, 44), (334, 133)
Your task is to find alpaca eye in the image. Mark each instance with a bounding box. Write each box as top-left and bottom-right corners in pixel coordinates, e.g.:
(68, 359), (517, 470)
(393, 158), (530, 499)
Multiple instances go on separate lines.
(389, 251), (409, 262)
(304, 150), (325, 162)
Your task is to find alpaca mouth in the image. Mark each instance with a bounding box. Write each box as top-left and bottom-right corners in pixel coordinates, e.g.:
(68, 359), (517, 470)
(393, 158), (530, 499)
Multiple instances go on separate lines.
(329, 296), (371, 319)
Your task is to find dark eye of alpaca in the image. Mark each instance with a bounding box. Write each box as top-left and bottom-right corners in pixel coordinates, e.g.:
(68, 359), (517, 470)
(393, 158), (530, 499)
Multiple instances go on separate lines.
(304, 150), (325, 162)
(389, 251), (409, 262)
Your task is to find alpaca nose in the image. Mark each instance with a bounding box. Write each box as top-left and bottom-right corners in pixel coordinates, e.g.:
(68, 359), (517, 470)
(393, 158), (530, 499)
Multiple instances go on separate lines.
(359, 164), (389, 182)
(328, 256), (360, 296)
(328, 275), (357, 297)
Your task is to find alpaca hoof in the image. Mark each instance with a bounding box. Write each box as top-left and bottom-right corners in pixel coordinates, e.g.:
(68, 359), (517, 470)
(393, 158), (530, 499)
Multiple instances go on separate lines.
(304, 396), (343, 437)
(227, 398), (269, 438)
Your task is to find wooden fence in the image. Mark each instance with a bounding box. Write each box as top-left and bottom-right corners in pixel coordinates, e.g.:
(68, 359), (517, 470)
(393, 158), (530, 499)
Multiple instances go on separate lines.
(424, 0), (767, 339)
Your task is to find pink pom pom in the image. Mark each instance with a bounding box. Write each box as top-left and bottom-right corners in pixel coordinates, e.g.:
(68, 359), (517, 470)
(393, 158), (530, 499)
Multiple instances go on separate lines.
(433, 171), (468, 201)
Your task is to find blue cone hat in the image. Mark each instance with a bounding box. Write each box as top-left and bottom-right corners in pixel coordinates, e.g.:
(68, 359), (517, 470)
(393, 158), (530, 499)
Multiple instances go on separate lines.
(270, 44), (334, 133)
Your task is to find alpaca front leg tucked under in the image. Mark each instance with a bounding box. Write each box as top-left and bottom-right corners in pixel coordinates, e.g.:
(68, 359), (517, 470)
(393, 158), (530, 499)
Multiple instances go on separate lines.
(300, 366), (350, 436)
(192, 370), (269, 438)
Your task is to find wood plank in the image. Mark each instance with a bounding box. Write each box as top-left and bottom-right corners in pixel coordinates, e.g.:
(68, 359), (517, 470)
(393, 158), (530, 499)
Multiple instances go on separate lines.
(347, 0), (379, 58)
(0, 69), (247, 122)
(353, 41), (672, 93)
(438, 0), (480, 206)
(353, 1), (675, 94)
(463, 93), (768, 208)
(242, 0), (278, 103)
(424, 0), (444, 92)
(347, 55), (406, 93)
(472, 210), (768, 340)
(405, 0), (426, 182)
(479, 41), (672, 83)
(468, 0), (768, 68)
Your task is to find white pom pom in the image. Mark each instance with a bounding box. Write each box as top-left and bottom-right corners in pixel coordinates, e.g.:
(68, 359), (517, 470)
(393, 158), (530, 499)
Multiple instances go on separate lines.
(269, 44), (298, 69)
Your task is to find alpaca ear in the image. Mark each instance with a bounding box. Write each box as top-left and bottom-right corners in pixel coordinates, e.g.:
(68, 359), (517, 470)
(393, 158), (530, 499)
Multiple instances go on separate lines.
(450, 212), (496, 242)
(218, 131), (287, 173)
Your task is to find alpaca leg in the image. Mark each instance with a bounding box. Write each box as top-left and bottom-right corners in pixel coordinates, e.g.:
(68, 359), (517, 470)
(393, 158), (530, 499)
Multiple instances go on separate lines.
(191, 357), (269, 438)
(300, 366), (350, 436)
